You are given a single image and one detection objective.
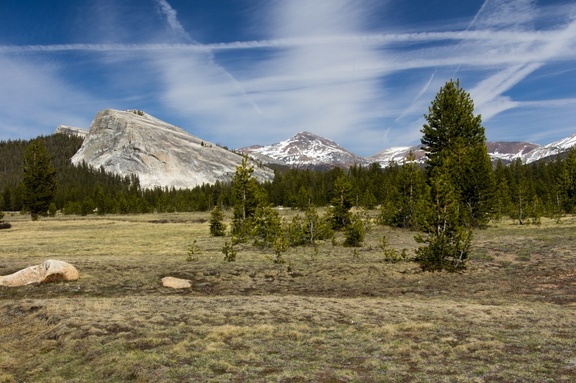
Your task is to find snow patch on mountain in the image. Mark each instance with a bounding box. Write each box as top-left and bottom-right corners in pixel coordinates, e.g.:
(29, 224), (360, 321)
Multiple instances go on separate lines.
(367, 146), (424, 166)
(486, 142), (540, 164)
(241, 131), (369, 168)
(522, 132), (576, 164)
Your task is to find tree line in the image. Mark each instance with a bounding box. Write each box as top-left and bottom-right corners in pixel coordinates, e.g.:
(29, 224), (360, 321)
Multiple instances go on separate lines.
(2, 125), (576, 223)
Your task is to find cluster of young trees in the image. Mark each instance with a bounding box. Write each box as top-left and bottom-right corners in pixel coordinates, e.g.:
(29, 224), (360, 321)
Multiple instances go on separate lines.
(209, 157), (371, 263)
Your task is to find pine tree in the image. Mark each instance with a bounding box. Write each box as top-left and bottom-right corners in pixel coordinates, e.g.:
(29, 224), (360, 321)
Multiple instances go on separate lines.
(556, 148), (576, 214)
(250, 205), (283, 247)
(508, 159), (533, 224)
(393, 151), (430, 229)
(231, 157), (262, 237)
(329, 172), (354, 230)
(416, 80), (489, 271)
(493, 160), (512, 222)
(343, 212), (366, 247)
(209, 205), (227, 236)
(421, 79), (495, 227)
(21, 139), (56, 220)
(415, 164), (472, 271)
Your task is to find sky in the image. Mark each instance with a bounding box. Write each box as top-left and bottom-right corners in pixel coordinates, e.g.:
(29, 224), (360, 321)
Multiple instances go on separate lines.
(0, 0), (575, 156)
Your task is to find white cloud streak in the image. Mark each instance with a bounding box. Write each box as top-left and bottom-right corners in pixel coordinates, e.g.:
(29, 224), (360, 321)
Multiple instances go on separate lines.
(1, 0), (575, 154)
(0, 29), (568, 54)
(155, 0), (192, 42)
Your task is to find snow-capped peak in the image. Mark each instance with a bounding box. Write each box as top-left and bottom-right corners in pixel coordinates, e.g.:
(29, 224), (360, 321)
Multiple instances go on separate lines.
(240, 131), (369, 168)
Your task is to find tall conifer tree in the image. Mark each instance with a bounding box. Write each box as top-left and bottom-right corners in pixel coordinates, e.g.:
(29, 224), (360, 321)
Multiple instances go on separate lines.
(421, 79), (495, 227)
(417, 79), (493, 270)
(21, 139), (56, 220)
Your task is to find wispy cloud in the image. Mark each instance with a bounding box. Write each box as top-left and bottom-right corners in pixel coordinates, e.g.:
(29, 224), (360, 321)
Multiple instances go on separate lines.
(0, 56), (97, 140)
(0, 29), (568, 54)
(155, 0), (192, 42)
(1, 0), (575, 154)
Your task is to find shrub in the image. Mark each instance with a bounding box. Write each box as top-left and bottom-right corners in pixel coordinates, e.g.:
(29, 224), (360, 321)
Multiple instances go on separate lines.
(187, 240), (200, 262)
(378, 236), (410, 263)
(222, 241), (237, 262)
(343, 213), (365, 247)
(251, 206), (282, 248)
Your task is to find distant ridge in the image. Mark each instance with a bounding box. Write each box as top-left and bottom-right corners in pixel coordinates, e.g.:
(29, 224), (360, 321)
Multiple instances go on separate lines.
(60, 109), (576, 175)
(242, 131), (576, 168)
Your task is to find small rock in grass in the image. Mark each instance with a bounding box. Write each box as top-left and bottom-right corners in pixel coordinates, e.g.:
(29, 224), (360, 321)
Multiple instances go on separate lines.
(162, 276), (191, 289)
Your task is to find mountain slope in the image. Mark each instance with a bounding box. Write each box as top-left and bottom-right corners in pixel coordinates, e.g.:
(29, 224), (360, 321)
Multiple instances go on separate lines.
(487, 142), (540, 164)
(521, 133), (576, 164)
(368, 141), (546, 167)
(71, 109), (273, 189)
(240, 131), (369, 168)
(54, 125), (89, 139)
(367, 146), (424, 166)
(242, 131), (572, 169)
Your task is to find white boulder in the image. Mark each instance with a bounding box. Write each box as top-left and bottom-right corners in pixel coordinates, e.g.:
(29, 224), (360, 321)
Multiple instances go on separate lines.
(0, 260), (79, 287)
(161, 276), (191, 289)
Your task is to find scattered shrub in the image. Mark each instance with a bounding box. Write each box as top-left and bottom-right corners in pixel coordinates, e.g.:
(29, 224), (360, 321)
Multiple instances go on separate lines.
(187, 240), (200, 262)
(222, 240), (237, 262)
(343, 213), (365, 247)
(378, 236), (410, 263)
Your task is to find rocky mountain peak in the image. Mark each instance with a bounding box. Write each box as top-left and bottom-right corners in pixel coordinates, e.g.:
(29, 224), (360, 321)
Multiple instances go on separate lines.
(240, 131), (369, 168)
(71, 109), (273, 189)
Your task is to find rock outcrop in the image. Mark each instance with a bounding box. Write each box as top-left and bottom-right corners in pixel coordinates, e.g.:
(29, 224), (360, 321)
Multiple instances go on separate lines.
(0, 260), (79, 287)
(54, 125), (89, 139)
(71, 109), (274, 189)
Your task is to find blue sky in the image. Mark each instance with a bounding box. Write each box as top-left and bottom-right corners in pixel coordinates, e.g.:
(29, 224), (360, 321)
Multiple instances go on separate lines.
(1, 0), (575, 156)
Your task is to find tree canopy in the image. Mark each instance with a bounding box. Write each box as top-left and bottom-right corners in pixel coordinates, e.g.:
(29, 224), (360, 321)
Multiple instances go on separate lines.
(421, 79), (495, 228)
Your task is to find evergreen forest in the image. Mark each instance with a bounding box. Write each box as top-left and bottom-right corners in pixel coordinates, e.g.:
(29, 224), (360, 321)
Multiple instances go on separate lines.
(1, 133), (576, 223)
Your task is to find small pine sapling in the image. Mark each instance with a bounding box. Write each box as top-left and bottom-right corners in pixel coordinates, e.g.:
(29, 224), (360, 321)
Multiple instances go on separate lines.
(187, 239), (201, 262)
(271, 234), (289, 264)
(378, 235), (406, 263)
(209, 205), (227, 236)
(222, 240), (237, 262)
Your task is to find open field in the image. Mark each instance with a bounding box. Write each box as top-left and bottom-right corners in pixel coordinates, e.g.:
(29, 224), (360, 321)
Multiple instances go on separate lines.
(1, 211), (575, 382)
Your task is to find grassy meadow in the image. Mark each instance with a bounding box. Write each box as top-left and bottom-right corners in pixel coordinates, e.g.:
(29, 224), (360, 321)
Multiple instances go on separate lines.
(1, 210), (575, 382)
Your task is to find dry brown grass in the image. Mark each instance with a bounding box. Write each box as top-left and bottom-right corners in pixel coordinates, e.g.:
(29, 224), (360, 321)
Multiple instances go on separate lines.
(1, 211), (575, 382)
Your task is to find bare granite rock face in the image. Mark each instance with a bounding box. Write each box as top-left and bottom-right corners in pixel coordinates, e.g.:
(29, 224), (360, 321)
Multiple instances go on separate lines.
(71, 109), (274, 189)
(0, 260), (79, 287)
(55, 125), (89, 139)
